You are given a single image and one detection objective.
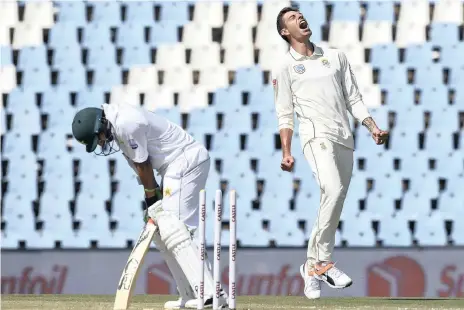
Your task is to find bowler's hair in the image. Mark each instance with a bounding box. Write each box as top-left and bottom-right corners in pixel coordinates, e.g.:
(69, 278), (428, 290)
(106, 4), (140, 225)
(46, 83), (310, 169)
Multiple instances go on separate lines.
(276, 7), (299, 43)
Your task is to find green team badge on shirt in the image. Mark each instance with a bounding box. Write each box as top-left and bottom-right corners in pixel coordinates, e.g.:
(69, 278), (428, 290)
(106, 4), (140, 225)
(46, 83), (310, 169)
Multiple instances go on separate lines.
(321, 58), (330, 68)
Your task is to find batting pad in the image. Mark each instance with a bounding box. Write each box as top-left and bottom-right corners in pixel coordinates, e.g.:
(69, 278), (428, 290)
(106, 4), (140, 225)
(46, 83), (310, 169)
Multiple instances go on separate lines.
(152, 230), (196, 301)
(154, 210), (215, 298)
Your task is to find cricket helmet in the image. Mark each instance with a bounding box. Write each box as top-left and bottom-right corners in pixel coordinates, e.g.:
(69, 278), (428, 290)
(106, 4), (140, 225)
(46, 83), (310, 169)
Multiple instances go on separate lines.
(71, 107), (104, 153)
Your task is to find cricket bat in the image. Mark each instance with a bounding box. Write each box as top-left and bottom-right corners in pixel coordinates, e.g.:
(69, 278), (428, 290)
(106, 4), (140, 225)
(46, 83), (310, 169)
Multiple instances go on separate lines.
(114, 218), (157, 310)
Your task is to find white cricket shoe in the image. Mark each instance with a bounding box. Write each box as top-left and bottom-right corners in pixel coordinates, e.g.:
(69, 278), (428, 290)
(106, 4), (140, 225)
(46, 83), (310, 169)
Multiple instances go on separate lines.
(299, 263), (321, 299)
(164, 297), (187, 309)
(184, 290), (228, 309)
(314, 262), (353, 289)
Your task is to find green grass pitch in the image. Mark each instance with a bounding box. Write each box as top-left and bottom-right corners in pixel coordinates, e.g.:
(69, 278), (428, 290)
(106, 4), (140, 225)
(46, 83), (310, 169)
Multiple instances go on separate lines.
(2, 295), (464, 310)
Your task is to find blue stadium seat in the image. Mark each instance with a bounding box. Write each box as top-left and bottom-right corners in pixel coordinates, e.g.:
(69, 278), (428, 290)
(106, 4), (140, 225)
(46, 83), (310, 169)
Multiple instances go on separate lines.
(440, 43), (464, 68)
(2, 131), (33, 158)
(456, 88), (464, 108)
(55, 1), (87, 26)
(420, 86), (447, 108)
(59, 66), (87, 90)
(415, 213), (447, 246)
(425, 129), (454, 152)
(249, 85), (273, 113)
(257, 109), (278, 130)
(270, 212), (306, 247)
(158, 1), (189, 25)
(7, 170), (38, 199)
(41, 166), (74, 201)
(449, 66), (464, 87)
(117, 23), (146, 47)
(125, 1), (154, 24)
(42, 87), (71, 114)
(6, 89), (36, 113)
(122, 45), (150, 69)
(53, 45), (82, 70)
(415, 64), (444, 87)
(390, 131), (420, 152)
(210, 131), (241, 158)
(365, 1), (395, 22)
(404, 43), (433, 66)
(188, 108), (217, 133)
(378, 65), (408, 86)
(430, 23), (459, 46)
(370, 44), (398, 70)
(149, 22), (179, 46)
(235, 66), (264, 92)
(2, 193), (35, 231)
(383, 85), (415, 109)
(452, 217), (464, 245)
(21, 67), (51, 91)
(76, 87), (107, 108)
(1, 46), (12, 66)
(222, 106), (252, 133)
(89, 0), (121, 26)
(213, 87), (242, 111)
(342, 212), (376, 246)
(48, 23), (80, 48)
(111, 191), (144, 233)
(295, 1), (326, 28)
(331, 1), (360, 21)
(87, 45), (117, 68)
(74, 194), (109, 240)
(82, 23), (112, 48)
(47, 107), (76, 131)
(92, 66), (121, 88)
(439, 192), (464, 221)
(38, 130), (69, 157)
(221, 153), (253, 180)
(247, 130), (276, 157)
(378, 216), (411, 246)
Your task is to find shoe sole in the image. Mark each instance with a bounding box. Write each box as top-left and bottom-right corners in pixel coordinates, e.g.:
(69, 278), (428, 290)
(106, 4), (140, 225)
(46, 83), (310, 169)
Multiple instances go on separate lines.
(299, 264), (321, 299)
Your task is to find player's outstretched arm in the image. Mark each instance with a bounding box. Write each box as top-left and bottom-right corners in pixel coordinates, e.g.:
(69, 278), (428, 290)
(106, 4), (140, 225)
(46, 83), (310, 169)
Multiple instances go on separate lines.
(362, 117), (389, 145)
(272, 62), (295, 172)
(280, 128), (295, 172)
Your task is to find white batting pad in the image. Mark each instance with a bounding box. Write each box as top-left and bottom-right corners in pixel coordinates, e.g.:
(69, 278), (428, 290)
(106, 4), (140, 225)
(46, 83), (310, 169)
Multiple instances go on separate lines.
(153, 210), (215, 298)
(152, 230), (195, 301)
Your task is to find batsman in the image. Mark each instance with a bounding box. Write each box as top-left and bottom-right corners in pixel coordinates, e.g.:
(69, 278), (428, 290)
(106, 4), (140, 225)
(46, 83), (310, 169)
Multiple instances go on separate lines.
(273, 7), (389, 299)
(71, 103), (228, 309)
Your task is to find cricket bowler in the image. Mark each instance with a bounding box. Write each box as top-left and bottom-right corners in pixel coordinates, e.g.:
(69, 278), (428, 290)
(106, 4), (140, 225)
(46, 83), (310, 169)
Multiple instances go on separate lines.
(71, 103), (228, 309)
(273, 7), (389, 299)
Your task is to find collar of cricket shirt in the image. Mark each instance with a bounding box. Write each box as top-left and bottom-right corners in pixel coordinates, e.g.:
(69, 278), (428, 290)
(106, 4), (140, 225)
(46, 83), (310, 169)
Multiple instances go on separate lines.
(290, 42), (324, 60)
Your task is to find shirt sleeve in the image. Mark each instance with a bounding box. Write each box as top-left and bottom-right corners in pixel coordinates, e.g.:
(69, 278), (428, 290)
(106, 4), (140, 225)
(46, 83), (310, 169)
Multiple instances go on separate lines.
(272, 63), (294, 131)
(120, 121), (149, 163)
(339, 51), (371, 123)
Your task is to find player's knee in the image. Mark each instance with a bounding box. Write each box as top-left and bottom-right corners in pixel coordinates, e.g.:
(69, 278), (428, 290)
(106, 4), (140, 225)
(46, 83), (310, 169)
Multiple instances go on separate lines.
(323, 183), (348, 202)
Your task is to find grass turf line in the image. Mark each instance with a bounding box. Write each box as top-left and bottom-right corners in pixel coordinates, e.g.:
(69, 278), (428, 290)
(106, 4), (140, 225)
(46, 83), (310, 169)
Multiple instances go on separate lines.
(2, 295), (464, 310)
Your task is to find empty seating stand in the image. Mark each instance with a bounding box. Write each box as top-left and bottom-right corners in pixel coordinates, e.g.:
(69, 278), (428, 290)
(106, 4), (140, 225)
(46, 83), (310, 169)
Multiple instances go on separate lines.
(1, 0), (462, 249)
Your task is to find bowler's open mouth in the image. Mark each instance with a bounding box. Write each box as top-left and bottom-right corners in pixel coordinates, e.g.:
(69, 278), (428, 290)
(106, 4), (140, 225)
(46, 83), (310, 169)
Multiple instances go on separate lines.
(299, 19), (308, 29)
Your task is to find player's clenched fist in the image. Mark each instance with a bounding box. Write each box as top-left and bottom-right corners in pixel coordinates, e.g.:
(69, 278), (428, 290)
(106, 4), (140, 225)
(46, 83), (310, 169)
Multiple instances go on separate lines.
(281, 155), (295, 172)
(371, 128), (389, 145)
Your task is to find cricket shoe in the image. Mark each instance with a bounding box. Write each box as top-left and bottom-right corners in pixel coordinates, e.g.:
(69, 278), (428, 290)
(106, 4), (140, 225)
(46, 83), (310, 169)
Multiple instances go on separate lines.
(314, 262), (352, 289)
(164, 297), (188, 309)
(299, 263), (321, 299)
(184, 289), (228, 309)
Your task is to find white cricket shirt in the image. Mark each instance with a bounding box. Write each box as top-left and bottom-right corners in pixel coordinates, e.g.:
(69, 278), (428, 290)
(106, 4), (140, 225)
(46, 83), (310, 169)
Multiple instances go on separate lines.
(102, 103), (199, 175)
(272, 43), (371, 150)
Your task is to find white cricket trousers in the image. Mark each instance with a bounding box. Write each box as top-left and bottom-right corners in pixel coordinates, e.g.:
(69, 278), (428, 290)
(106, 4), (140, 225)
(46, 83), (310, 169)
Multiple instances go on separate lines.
(161, 143), (210, 228)
(302, 137), (353, 267)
